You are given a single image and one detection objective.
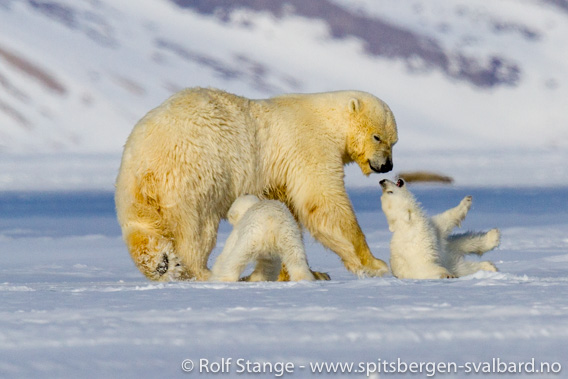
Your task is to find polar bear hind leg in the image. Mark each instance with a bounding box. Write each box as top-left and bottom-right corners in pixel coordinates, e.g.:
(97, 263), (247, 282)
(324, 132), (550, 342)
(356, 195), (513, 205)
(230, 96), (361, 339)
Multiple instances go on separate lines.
(447, 229), (501, 276)
(447, 228), (501, 256)
(170, 207), (218, 281)
(210, 233), (258, 282)
(244, 255), (283, 282)
(452, 259), (498, 277)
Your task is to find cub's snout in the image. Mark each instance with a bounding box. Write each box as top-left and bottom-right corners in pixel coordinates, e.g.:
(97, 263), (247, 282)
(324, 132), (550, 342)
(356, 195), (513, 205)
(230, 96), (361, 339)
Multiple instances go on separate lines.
(379, 178), (405, 192)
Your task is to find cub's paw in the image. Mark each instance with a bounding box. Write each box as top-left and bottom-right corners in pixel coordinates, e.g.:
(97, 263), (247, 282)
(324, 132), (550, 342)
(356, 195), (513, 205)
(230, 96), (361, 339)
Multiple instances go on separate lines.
(437, 268), (457, 279)
(479, 261), (498, 272)
(277, 269), (328, 281)
(485, 228), (501, 250)
(241, 271), (273, 282)
(458, 195), (473, 218)
(440, 273), (457, 279)
(461, 195), (473, 207)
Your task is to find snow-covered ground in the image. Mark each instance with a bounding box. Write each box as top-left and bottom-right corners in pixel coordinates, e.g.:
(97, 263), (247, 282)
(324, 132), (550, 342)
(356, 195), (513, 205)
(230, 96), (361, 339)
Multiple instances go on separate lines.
(1, 185), (567, 378)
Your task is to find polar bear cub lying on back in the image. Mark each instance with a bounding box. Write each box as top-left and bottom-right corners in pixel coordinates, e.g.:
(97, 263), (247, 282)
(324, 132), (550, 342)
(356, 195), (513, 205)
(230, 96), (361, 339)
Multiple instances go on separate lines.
(379, 179), (500, 279)
(210, 195), (315, 282)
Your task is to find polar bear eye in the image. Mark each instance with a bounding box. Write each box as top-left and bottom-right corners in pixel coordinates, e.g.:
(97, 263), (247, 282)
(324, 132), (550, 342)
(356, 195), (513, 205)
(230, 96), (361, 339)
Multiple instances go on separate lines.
(386, 190), (393, 194)
(373, 135), (381, 142)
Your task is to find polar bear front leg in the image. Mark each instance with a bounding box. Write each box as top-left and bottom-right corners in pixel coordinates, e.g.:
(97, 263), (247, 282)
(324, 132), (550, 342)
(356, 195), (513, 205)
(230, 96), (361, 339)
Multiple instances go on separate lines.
(173, 209), (221, 281)
(298, 190), (388, 277)
(277, 235), (316, 281)
(351, 227), (389, 277)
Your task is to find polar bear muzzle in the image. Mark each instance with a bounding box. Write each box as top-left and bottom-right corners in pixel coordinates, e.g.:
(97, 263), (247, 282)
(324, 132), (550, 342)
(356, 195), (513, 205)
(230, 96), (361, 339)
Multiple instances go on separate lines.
(369, 156), (393, 173)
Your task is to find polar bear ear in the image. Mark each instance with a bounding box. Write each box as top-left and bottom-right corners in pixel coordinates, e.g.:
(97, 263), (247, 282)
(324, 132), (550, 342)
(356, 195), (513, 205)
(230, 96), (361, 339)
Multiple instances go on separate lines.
(348, 98), (360, 113)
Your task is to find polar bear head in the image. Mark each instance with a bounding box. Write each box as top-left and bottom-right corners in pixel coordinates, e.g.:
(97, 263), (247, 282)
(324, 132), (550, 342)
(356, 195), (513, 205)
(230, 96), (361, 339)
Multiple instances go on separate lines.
(347, 94), (398, 176)
(227, 194), (261, 225)
(379, 179), (420, 232)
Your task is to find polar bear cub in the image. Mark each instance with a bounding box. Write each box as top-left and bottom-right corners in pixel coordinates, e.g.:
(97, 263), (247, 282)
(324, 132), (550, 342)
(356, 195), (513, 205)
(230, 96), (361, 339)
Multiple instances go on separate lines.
(379, 179), (500, 279)
(210, 195), (315, 282)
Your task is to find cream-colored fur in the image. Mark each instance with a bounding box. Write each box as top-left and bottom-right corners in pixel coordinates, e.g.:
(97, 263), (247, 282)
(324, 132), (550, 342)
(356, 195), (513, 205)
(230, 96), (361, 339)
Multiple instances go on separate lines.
(210, 195), (314, 282)
(115, 87), (398, 281)
(380, 179), (501, 279)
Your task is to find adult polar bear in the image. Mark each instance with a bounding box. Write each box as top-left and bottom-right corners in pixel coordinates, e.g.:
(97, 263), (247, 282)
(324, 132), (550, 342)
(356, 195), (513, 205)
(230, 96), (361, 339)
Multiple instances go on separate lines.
(115, 87), (398, 281)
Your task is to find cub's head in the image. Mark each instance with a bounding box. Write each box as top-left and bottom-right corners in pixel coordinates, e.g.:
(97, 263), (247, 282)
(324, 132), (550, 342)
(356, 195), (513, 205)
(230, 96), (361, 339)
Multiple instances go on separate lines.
(346, 93), (398, 176)
(379, 179), (418, 232)
(227, 194), (260, 225)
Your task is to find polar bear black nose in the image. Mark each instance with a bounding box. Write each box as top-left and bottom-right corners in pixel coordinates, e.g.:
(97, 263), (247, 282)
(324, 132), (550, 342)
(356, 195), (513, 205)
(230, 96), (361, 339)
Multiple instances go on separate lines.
(380, 158), (393, 173)
(396, 179), (404, 187)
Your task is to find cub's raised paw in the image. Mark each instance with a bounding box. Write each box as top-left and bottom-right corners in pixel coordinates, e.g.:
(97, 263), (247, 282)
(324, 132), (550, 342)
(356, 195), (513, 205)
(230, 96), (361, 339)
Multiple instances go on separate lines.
(485, 228), (501, 250)
(462, 195), (473, 206)
(459, 195), (473, 214)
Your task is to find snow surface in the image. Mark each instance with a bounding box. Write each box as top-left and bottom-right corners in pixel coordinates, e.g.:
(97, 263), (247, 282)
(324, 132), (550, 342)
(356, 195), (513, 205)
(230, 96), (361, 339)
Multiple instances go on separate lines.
(1, 186), (567, 378)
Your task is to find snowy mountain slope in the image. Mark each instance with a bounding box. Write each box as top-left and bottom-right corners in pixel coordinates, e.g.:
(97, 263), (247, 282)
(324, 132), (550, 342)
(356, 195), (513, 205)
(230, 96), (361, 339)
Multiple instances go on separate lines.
(0, 0), (567, 157)
(175, 0), (523, 87)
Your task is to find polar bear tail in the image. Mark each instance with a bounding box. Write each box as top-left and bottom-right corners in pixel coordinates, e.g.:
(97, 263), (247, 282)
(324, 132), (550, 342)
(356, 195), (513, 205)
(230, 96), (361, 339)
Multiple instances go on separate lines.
(227, 194), (261, 225)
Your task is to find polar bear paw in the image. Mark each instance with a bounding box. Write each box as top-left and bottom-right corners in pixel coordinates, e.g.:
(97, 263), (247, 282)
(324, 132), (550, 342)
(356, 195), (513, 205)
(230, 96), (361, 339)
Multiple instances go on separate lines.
(479, 261), (498, 272)
(485, 228), (501, 250)
(277, 268), (330, 281)
(461, 195), (473, 206)
(355, 258), (389, 278)
(440, 272), (457, 279)
(456, 196), (473, 225)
